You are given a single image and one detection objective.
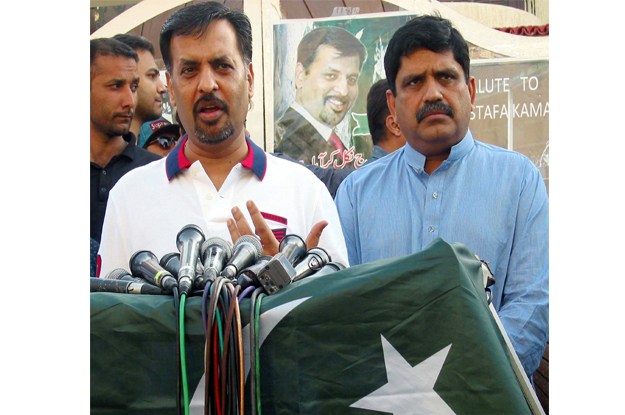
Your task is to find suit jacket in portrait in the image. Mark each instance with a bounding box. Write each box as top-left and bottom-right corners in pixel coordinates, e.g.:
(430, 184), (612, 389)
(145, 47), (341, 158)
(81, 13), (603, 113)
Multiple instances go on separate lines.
(274, 107), (340, 165)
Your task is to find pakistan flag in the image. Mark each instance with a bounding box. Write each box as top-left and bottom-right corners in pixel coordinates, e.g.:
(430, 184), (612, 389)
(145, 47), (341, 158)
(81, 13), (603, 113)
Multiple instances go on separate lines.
(91, 238), (531, 414)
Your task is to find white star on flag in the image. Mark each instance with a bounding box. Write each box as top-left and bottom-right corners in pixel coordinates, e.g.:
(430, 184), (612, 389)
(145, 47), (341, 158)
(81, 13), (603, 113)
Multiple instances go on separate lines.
(350, 335), (456, 415)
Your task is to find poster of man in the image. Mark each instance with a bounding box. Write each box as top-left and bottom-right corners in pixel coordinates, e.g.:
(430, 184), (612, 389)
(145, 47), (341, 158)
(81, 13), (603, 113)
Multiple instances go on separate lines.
(273, 14), (415, 168)
(274, 26), (366, 167)
(272, 13), (548, 180)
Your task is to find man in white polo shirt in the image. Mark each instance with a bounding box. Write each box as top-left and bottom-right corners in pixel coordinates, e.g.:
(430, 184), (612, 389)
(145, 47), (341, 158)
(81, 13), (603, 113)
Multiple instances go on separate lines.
(98, 2), (348, 277)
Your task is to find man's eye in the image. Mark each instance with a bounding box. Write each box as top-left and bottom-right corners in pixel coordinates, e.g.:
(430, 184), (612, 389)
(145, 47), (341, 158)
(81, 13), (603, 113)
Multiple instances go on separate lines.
(324, 74), (337, 81)
(181, 67), (196, 75)
(348, 76), (358, 85)
(131, 84), (139, 91)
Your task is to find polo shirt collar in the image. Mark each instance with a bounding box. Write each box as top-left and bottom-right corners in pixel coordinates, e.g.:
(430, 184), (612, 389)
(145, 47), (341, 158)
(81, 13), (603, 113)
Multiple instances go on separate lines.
(404, 129), (474, 171)
(115, 133), (139, 161)
(165, 134), (267, 181)
(122, 131), (136, 144)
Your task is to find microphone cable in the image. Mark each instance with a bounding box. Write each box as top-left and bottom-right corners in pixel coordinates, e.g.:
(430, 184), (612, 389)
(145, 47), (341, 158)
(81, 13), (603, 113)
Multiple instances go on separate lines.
(203, 276), (227, 415)
(220, 284), (241, 413)
(180, 291), (191, 415)
(249, 287), (266, 415)
(173, 286), (183, 415)
(238, 286), (255, 301)
(198, 275), (248, 415)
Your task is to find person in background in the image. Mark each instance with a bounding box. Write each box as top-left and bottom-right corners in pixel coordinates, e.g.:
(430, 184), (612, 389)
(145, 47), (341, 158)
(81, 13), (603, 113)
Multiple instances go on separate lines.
(90, 38), (160, 243)
(334, 14), (548, 382)
(139, 117), (181, 157)
(113, 34), (168, 145)
(361, 78), (406, 166)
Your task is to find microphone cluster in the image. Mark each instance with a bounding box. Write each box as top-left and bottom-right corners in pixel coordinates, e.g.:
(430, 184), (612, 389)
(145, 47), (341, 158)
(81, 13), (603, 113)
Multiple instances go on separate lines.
(90, 223), (346, 415)
(91, 224), (346, 297)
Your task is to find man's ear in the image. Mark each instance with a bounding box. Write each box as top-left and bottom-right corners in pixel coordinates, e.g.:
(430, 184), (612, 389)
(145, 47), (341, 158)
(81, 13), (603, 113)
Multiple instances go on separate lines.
(166, 71), (176, 107)
(386, 89), (397, 124)
(468, 76), (476, 109)
(385, 114), (402, 137)
(247, 62), (255, 100)
(294, 62), (305, 90)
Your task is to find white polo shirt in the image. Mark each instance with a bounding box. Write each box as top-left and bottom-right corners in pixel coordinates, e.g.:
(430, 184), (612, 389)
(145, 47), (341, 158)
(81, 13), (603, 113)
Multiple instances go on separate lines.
(98, 136), (349, 278)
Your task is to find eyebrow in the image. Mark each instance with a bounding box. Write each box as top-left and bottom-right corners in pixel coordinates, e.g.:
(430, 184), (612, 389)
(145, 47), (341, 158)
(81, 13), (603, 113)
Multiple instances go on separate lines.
(107, 78), (128, 85)
(178, 54), (235, 65)
(402, 66), (460, 81)
(212, 55), (235, 65)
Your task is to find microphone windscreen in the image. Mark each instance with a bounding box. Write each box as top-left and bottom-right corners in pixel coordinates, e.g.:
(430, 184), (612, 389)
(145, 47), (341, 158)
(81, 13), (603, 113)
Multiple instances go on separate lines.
(105, 268), (131, 280)
(130, 250), (178, 292)
(160, 252), (180, 278)
(176, 224), (205, 294)
(279, 234), (307, 266)
(221, 235), (263, 279)
(201, 237), (232, 261)
(292, 247), (331, 282)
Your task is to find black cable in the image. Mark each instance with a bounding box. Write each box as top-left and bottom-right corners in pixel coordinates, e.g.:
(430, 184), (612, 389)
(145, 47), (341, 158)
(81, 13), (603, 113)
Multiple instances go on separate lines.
(249, 287), (264, 415)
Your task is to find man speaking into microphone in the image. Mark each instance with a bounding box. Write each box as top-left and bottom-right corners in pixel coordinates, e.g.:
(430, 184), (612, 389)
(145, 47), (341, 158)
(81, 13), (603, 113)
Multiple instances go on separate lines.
(97, 2), (348, 277)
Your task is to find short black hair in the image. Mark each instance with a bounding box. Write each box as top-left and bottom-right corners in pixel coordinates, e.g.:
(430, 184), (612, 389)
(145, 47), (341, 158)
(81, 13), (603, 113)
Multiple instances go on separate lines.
(366, 79), (391, 145)
(113, 34), (156, 56)
(297, 26), (367, 72)
(90, 37), (138, 66)
(384, 14), (470, 96)
(160, 1), (252, 74)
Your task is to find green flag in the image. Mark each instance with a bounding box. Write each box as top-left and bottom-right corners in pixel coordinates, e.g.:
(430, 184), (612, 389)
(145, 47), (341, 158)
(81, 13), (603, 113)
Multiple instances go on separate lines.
(247, 238), (530, 414)
(91, 238), (530, 414)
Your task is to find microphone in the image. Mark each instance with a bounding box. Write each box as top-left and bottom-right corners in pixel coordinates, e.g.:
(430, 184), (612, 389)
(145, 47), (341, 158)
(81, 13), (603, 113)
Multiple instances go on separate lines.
(309, 262), (346, 278)
(220, 235), (263, 280)
(160, 252), (204, 280)
(176, 224), (205, 295)
(105, 268), (157, 285)
(129, 250), (178, 293)
(90, 277), (165, 295)
(292, 247), (331, 282)
(160, 252), (181, 278)
(197, 237), (232, 289)
(279, 234), (307, 266)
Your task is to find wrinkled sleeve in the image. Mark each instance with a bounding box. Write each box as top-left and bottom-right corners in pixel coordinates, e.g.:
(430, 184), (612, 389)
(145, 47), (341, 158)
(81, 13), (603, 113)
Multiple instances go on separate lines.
(334, 178), (361, 266)
(97, 192), (132, 278)
(313, 182), (350, 268)
(498, 161), (549, 379)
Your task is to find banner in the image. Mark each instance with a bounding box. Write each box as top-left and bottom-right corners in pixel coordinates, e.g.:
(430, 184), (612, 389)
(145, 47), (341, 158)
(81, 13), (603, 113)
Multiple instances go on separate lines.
(271, 13), (549, 186)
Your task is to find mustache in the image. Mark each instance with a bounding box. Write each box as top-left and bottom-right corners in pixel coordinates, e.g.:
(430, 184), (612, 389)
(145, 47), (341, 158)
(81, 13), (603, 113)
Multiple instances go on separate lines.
(416, 102), (454, 123)
(193, 93), (229, 115)
(113, 110), (134, 118)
